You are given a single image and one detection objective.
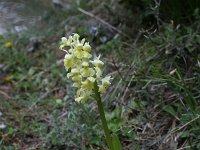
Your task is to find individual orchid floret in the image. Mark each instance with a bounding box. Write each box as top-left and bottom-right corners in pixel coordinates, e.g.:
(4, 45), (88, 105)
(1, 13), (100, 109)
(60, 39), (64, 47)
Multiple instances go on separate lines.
(80, 67), (95, 77)
(60, 36), (72, 49)
(81, 79), (94, 91)
(72, 75), (82, 82)
(67, 68), (79, 78)
(99, 76), (112, 93)
(83, 42), (91, 52)
(64, 54), (73, 69)
(73, 33), (80, 40)
(61, 37), (68, 44)
(90, 56), (104, 68)
(75, 96), (85, 103)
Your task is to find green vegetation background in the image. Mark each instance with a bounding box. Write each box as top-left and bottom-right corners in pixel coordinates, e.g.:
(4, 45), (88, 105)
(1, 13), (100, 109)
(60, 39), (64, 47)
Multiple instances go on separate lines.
(0, 0), (200, 149)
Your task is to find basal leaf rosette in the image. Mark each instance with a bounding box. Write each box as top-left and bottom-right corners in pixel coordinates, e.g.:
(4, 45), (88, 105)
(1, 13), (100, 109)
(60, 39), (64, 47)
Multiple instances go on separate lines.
(60, 33), (112, 103)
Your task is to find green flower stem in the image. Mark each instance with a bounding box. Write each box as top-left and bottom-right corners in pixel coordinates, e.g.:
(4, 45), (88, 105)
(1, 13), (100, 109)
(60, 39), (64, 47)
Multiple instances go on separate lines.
(94, 81), (114, 150)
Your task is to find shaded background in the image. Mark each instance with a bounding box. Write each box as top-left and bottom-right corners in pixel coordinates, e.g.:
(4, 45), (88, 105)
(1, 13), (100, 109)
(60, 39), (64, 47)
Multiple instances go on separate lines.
(0, 0), (200, 149)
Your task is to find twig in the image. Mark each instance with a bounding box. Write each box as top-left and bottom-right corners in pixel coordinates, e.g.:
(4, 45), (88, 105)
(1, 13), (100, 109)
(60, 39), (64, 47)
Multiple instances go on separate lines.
(111, 57), (124, 80)
(169, 115), (200, 135)
(78, 8), (131, 39)
(177, 145), (194, 150)
(89, 144), (95, 150)
(0, 90), (12, 99)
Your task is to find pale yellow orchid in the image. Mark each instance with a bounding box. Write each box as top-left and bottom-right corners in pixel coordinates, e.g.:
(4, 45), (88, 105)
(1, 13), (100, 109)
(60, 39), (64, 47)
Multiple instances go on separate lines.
(60, 33), (112, 103)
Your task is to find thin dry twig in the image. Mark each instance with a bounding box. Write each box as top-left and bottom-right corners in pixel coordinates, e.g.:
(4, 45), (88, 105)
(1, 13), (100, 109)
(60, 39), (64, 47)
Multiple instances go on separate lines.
(111, 57), (124, 80)
(170, 115), (200, 134)
(78, 8), (131, 39)
(0, 90), (12, 99)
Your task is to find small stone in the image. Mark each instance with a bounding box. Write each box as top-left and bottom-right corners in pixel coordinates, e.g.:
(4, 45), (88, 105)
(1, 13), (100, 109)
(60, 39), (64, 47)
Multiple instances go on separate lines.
(0, 123), (6, 129)
(27, 37), (41, 52)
